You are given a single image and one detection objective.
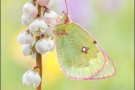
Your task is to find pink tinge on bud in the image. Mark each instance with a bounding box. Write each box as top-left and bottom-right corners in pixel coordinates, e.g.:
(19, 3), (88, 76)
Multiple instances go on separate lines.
(22, 44), (32, 56)
(22, 14), (36, 26)
(37, 0), (50, 6)
(46, 0), (53, 9)
(23, 1), (38, 18)
(29, 18), (48, 33)
(18, 30), (35, 45)
(35, 38), (49, 54)
(43, 10), (58, 25)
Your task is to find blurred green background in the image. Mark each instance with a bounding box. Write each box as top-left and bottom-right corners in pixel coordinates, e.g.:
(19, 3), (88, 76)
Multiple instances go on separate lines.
(2, 0), (134, 90)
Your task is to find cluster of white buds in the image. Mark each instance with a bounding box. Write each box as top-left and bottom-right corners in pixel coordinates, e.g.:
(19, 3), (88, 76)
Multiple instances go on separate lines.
(18, 0), (59, 88)
(18, 0), (58, 59)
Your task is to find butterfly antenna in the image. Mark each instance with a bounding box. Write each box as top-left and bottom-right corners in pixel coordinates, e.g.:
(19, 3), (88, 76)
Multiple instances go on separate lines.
(65, 0), (68, 15)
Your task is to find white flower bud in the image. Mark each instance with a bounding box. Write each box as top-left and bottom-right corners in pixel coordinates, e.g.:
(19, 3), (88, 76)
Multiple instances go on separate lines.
(43, 10), (58, 25)
(35, 37), (54, 54)
(46, 0), (53, 9)
(22, 68), (41, 88)
(29, 18), (48, 33)
(35, 38), (49, 54)
(18, 30), (35, 45)
(22, 14), (36, 26)
(22, 44), (32, 56)
(23, 1), (38, 18)
(37, 0), (50, 6)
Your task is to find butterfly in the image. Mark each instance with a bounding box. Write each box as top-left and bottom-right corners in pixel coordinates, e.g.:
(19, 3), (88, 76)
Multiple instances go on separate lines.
(54, 0), (116, 80)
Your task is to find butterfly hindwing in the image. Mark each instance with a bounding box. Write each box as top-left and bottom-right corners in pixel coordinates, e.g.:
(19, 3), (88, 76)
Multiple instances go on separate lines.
(56, 23), (116, 80)
(90, 51), (116, 80)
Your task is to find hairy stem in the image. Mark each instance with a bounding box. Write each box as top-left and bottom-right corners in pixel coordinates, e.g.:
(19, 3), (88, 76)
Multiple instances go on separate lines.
(36, 36), (42, 90)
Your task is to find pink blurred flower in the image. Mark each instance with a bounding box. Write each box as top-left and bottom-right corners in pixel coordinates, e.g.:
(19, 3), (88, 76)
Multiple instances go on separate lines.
(101, 0), (121, 13)
(57, 0), (95, 29)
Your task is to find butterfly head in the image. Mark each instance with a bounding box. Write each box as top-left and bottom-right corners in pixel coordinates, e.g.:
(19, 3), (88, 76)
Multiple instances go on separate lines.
(61, 11), (70, 24)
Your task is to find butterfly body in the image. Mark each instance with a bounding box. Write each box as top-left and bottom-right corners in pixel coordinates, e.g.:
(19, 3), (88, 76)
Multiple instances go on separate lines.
(55, 14), (116, 80)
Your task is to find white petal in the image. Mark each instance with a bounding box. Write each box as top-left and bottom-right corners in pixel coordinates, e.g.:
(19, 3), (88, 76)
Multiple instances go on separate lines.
(39, 20), (48, 29)
(32, 73), (41, 88)
(46, 27), (55, 38)
(22, 71), (31, 86)
(18, 32), (26, 44)
(22, 71), (27, 84)
(26, 34), (35, 45)
(33, 83), (40, 88)
(46, 0), (53, 9)
(44, 19), (52, 25)
(37, 0), (50, 6)
(29, 19), (40, 32)
(22, 44), (32, 56)
(32, 75), (41, 88)
(18, 31), (29, 44)
(22, 14), (35, 26)
(27, 71), (36, 83)
(43, 10), (58, 25)
(22, 69), (41, 88)
(44, 10), (57, 19)
(27, 71), (41, 88)
(48, 39), (54, 51)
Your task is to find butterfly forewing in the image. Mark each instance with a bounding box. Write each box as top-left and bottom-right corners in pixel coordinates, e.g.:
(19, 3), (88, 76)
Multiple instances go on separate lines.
(56, 23), (116, 80)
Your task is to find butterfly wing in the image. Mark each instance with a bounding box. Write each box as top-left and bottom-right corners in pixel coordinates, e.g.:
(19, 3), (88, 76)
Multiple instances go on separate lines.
(90, 52), (116, 80)
(56, 23), (116, 80)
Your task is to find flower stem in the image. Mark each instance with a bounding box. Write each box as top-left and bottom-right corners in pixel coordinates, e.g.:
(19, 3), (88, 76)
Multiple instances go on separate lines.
(36, 36), (42, 90)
